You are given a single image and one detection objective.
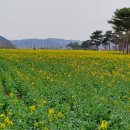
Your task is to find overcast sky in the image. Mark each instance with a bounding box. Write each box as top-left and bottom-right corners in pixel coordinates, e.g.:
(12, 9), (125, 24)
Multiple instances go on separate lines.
(0, 0), (130, 41)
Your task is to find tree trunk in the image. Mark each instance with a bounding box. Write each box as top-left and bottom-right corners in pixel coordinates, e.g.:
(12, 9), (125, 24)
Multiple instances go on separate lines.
(126, 31), (129, 54)
(122, 40), (125, 54)
(96, 45), (99, 50)
(109, 42), (111, 51)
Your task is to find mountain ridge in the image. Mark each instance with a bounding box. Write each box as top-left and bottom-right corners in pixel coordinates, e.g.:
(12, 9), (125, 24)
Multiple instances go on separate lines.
(11, 38), (81, 49)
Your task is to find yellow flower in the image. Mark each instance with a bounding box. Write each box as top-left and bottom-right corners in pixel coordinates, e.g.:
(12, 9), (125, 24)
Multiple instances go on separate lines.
(4, 117), (13, 125)
(0, 114), (5, 117)
(38, 99), (47, 107)
(0, 123), (6, 128)
(48, 108), (54, 115)
(98, 120), (108, 130)
(57, 112), (63, 118)
(48, 108), (55, 121)
(7, 112), (12, 116)
(112, 71), (116, 74)
(29, 105), (36, 111)
(34, 122), (39, 128)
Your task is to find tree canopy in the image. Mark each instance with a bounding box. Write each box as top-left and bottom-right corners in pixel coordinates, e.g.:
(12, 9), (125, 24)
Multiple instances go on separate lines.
(90, 31), (103, 50)
(108, 8), (130, 53)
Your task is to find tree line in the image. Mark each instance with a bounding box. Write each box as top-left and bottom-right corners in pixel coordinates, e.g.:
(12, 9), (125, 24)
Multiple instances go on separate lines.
(67, 7), (130, 54)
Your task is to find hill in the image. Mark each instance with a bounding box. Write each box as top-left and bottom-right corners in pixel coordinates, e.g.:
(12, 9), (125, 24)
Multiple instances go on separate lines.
(0, 36), (15, 49)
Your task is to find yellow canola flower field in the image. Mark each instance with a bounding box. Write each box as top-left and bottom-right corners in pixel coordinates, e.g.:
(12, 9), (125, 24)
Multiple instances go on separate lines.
(0, 49), (130, 130)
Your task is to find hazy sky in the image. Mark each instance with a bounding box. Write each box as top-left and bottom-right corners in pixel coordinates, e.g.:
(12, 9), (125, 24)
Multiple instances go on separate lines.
(0, 0), (130, 40)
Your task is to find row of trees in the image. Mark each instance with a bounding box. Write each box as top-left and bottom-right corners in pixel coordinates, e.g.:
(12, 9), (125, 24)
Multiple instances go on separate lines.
(67, 30), (115, 51)
(67, 7), (130, 54)
(81, 30), (113, 50)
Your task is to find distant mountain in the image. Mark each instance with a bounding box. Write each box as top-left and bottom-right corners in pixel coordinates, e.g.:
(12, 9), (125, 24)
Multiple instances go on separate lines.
(11, 38), (81, 49)
(0, 36), (15, 49)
